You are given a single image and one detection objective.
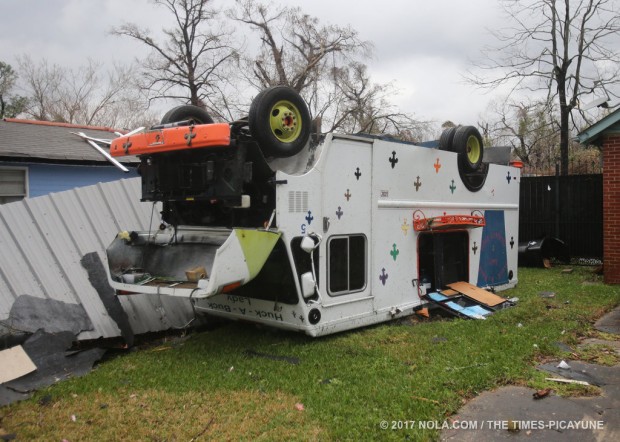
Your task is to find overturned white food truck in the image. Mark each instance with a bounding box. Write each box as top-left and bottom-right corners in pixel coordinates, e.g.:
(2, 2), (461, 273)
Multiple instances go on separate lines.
(104, 86), (520, 336)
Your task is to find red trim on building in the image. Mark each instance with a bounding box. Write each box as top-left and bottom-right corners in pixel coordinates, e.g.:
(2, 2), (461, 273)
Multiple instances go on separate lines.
(2, 118), (126, 134)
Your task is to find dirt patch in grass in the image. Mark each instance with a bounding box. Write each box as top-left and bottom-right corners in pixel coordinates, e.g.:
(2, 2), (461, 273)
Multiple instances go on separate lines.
(2, 389), (323, 441)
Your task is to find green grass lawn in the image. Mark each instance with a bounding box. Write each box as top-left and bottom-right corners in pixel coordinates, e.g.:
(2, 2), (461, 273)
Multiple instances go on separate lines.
(2, 266), (619, 441)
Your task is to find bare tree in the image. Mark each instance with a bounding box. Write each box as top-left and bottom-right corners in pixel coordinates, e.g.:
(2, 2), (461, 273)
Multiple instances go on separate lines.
(17, 56), (154, 128)
(232, 0), (371, 93)
(16, 56), (63, 121)
(327, 63), (431, 141)
(486, 97), (560, 171)
(232, 1), (430, 139)
(0, 61), (27, 118)
(112, 0), (237, 118)
(467, 0), (620, 175)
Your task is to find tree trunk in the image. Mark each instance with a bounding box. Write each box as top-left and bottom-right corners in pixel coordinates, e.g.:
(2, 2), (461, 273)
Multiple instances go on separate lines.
(557, 71), (570, 176)
(559, 105), (570, 175)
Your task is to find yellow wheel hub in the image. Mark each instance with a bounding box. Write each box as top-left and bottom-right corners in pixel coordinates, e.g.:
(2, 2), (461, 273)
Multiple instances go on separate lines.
(269, 100), (302, 142)
(466, 135), (481, 164)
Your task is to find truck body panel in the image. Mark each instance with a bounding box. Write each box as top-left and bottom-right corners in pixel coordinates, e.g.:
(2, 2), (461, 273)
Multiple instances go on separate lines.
(107, 131), (519, 336)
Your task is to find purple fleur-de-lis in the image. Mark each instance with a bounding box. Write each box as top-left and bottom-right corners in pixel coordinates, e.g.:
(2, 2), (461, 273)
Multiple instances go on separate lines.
(379, 268), (389, 285)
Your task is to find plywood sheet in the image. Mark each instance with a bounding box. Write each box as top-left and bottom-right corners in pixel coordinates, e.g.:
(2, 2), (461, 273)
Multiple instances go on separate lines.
(0, 345), (36, 384)
(440, 289), (459, 297)
(447, 282), (506, 307)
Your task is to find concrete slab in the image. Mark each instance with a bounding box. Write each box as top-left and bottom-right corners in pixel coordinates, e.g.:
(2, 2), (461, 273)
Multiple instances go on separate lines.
(537, 360), (617, 386)
(442, 306), (620, 441)
(594, 306), (620, 335)
(441, 385), (618, 441)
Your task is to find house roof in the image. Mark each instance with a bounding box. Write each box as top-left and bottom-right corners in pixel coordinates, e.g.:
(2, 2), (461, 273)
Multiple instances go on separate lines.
(0, 118), (139, 164)
(577, 108), (620, 147)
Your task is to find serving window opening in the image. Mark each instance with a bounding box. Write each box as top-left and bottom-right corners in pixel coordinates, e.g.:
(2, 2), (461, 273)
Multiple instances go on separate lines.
(418, 231), (469, 292)
(327, 234), (367, 296)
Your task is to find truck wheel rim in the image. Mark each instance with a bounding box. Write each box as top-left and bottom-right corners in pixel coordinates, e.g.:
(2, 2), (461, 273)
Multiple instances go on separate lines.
(466, 135), (481, 165)
(269, 100), (302, 142)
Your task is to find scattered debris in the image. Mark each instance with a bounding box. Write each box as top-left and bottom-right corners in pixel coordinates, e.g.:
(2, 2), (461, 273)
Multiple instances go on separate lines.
(562, 268), (574, 274)
(538, 360), (606, 386)
(3, 294), (93, 335)
(243, 349), (300, 365)
(423, 281), (513, 320)
(0, 345), (36, 384)
(557, 360), (571, 369)
(545, 378), (590, 386)
(185, 266), (207, 282)
(532, 388), (552, 399)
(539, 291), (555, 298)
(415, 308), (429, 318)
(518, 237), (570, 267)
(294, 403), (305, 411)
(320, 378), (342, 386)
(0, 330), (105, 406)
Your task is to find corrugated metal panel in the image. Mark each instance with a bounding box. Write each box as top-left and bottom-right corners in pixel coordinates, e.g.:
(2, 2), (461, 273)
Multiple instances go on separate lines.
(0, 177), (196, 340)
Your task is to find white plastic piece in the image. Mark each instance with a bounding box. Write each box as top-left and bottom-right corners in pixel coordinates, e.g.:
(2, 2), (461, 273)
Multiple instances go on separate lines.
(301, 236), (316, 253)
(235, 195), (251, 208)
(557, 360), (571, 370)
(301, 272), (316, 299)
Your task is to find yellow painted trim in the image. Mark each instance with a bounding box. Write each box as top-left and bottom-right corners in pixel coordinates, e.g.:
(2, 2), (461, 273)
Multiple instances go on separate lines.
(235, 229), (282, 279)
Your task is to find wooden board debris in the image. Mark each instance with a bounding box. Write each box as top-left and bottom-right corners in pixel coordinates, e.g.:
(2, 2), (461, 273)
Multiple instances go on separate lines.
(440, 289), (459, 297)
(0, 345), (37, 384)
(447, 281), (507, 307)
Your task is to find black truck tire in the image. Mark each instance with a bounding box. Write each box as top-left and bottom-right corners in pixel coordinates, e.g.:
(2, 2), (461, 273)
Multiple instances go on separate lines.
(160, 105), (214, 125)
(438, 127), (457, 152)
(249, 86), (311, 158)
(453, 125), (484, 171)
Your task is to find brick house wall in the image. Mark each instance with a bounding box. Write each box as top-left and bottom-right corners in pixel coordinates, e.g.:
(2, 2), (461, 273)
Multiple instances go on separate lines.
(603, 133), (620, 283)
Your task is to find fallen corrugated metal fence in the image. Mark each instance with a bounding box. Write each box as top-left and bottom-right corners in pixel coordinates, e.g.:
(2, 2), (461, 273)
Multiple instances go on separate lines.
(0, 178), (197, 342)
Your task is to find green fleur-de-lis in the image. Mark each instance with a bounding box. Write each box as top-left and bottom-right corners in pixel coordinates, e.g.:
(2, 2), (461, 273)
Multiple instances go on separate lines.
(390, 243), (399, 261)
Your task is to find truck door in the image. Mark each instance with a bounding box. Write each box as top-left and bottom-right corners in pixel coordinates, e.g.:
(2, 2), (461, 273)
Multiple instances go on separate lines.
(418, 231), (469, 291)
(321, 137), (373, 301)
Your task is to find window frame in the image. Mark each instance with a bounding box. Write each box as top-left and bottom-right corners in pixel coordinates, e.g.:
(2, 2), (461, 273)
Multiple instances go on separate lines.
(326, 233), (367, 297)
(0, 166), (28, 204)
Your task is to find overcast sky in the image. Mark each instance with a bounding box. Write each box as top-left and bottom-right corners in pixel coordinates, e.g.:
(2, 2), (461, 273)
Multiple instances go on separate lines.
(1, 0), (528, 129)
